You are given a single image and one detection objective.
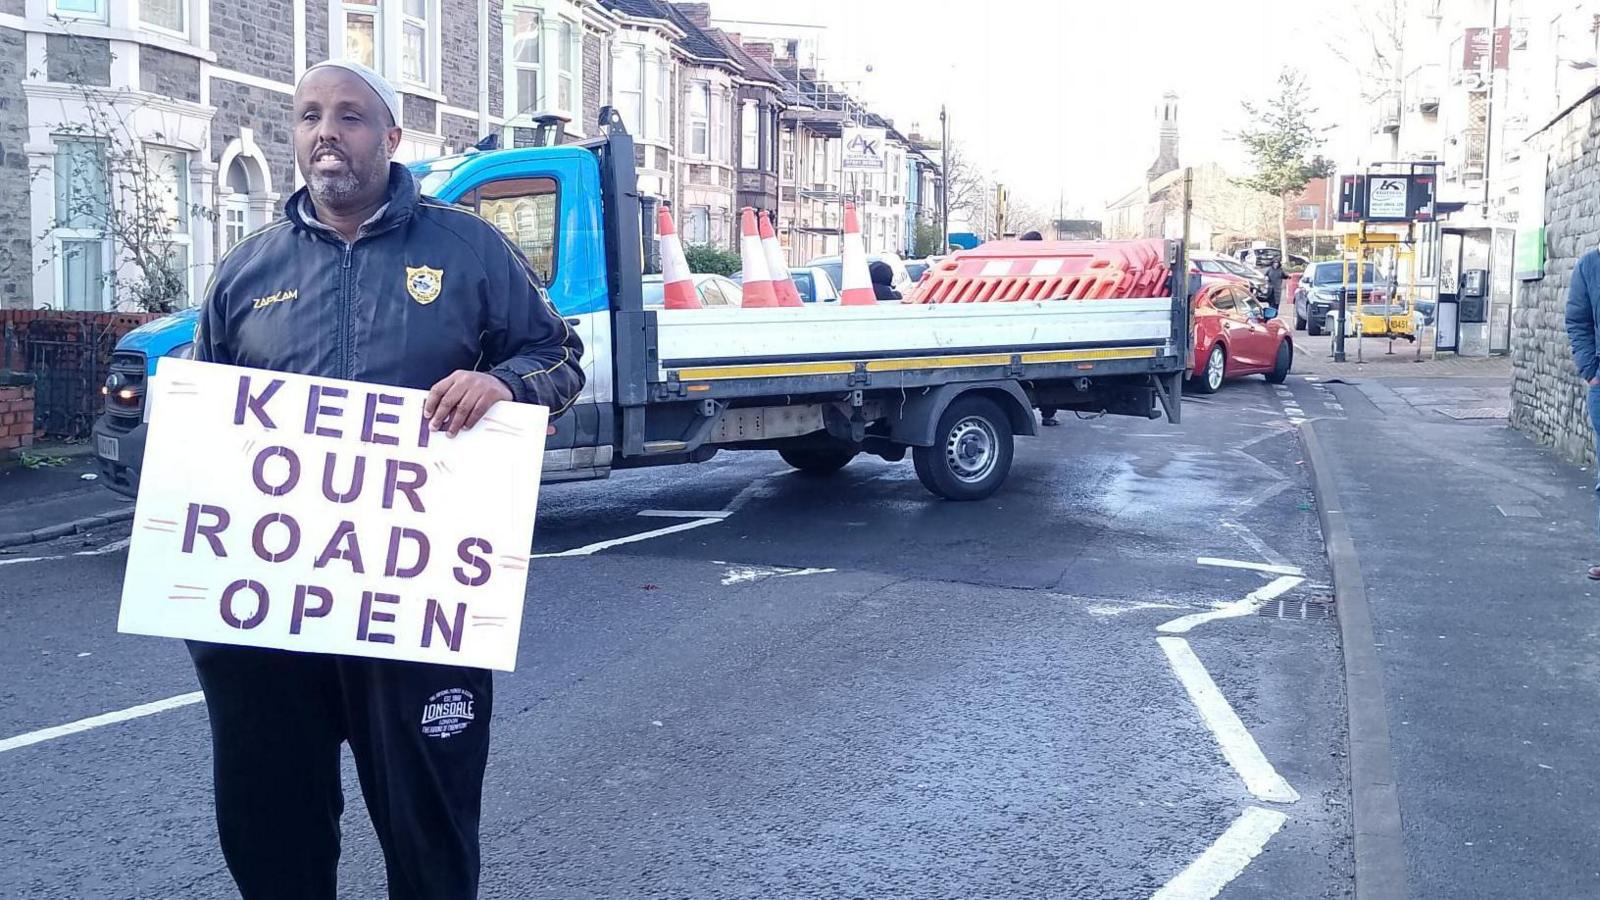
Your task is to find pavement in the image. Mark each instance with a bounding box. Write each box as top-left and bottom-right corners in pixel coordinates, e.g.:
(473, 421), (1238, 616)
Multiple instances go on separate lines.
(1281, 361), (1600, 899)
(0, 380), (1350, 899)
(1292, 330), (1512, 380)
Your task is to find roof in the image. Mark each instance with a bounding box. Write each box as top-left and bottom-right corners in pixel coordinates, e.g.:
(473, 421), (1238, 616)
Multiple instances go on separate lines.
(662, 4), (733, 65)
(707, 29), (785, 89)
(601, 0), (674, 21)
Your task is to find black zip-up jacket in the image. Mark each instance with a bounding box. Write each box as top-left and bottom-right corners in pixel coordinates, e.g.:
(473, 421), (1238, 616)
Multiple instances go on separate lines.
(194, 163), (584, 413)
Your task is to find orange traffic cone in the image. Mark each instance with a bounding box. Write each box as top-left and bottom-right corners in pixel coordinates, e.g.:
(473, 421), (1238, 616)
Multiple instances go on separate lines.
(657, 206), (701, 310)
(838, 201), (875, 306)
(758, 211), (804, 307)
(738, 208), (779, 308)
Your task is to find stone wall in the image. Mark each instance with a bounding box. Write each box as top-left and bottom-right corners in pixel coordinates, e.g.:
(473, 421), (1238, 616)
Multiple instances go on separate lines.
(140, 48), (202, 104)
(441, 0), (480, 111)
(46, 34), (110, 85)
(0, 0), (22, 17)
(403, 94), (437, 134)
(1511, 89), (1600, 468)
(441, 113), (479, 157)
(208, 79), (296, 211)
(210, 0), (295, 84)
(582, 33), (602, 134)
(0, 27), (31, 309)
(305, 0), (329, 66)
(487, 3), (504, 119)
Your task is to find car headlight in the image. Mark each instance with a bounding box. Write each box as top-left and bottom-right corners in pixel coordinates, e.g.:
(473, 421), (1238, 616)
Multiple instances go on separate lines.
(169, 342), (195, 360)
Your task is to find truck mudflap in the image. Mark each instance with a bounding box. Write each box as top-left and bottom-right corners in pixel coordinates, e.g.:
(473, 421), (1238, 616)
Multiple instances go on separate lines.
(885, 381), (1038, 448)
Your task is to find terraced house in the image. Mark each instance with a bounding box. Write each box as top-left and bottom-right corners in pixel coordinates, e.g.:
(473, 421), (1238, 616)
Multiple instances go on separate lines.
(0, 0), (936, 312)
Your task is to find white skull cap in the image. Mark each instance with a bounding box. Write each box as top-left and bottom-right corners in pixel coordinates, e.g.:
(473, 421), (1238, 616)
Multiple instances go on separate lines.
(299, 59), (401, 127)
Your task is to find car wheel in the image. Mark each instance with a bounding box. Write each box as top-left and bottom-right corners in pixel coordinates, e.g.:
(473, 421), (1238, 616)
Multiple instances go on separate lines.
(1189, 344), (1226, 394)
(912, 396), (1015, 501)
(1265, 341), (1292, 384)
(1294, 310), (1307, 331)
(779, 444), (859, 475)
(1307, 318), (1324, 337)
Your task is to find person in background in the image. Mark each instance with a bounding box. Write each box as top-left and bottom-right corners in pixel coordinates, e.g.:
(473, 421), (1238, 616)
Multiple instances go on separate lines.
(1019, 230), (1044, 241)
(1565, 247), (1600, 580)
(869, 260), (901, 302)
(1264, 258), (1286, 309)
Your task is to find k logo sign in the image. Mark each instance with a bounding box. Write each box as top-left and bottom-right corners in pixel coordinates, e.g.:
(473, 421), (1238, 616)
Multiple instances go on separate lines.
(406, 266), (444, 305)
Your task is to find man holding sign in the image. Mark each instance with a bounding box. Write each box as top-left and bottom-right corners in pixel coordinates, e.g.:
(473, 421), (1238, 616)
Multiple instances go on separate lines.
(163, 60), (583, 899)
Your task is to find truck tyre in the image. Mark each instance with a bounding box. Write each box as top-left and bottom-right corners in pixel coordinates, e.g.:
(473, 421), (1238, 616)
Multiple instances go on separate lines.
(779, 445), (858, 475)
(1266, 341), (1292, 384)
(912, 396), (1014, 501)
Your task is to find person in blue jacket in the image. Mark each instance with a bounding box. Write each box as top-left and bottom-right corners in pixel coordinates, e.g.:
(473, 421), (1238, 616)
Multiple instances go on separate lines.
(1565, 248), (1600, 579)
(187, 60), (584, 899)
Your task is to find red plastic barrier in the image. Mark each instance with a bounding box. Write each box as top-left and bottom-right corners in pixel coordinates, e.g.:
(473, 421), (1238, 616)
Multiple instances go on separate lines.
(908, 239), (1170, 304)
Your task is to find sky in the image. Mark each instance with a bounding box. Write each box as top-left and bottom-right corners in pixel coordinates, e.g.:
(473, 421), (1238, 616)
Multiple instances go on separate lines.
(709, 0), (1374, 218)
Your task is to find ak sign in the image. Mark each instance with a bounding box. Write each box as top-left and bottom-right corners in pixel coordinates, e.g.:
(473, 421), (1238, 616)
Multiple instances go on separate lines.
(1338, 173), (1435, 223)
(117, 360), (547, 672)
(842, 126), (887, 173)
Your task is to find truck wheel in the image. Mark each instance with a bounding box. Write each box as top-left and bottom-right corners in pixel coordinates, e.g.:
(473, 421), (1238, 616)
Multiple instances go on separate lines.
(779, 445), (858, 475)
(912, 396), (1014, 501)
(1266, 341), (1292, 384)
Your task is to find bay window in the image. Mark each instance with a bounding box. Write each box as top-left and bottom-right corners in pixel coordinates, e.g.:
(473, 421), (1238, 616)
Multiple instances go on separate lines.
(343, 1), (382, 70)
(512, 9), (542, 116)
(559, 19), (578, 114)
(53, 139), (110, 311)
(148, 146), (193, 307)
(652, 62), (668, 142)
(616, 44), (644, 138)
(689, 83), (709, 157)
(740, 100), (758, 169)
(401, 0), (434, 88)
(141, 0), (187, 36)
(48, 0), (107, 23)
(711, 90), (727, 163)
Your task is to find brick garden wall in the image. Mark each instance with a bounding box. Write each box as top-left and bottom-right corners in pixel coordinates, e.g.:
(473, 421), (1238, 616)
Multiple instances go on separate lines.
(1511, 89), (1600, 468)
(0, 381), (35, 454)
(2, 310), (162, 439)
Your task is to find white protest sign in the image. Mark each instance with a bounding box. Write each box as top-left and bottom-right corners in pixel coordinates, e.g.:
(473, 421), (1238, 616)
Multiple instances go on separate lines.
(118, 359), (547, 672)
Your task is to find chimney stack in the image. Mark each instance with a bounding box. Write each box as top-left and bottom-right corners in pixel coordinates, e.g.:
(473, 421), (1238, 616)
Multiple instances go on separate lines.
(674, 2), (712, 28)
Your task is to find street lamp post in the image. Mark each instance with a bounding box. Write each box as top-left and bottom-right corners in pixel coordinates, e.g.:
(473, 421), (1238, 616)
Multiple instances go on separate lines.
(939, 104), (950, 253)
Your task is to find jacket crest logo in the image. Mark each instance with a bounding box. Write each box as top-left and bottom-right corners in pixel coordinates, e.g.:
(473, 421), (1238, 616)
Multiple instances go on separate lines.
(406, 266), (444, 305)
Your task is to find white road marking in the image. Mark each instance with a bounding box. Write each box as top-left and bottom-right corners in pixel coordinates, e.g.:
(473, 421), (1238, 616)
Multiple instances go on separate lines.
(1151, 806), (1289, 900)
(1157, 637), (1301, 803)
(0, 691), (206, 755)
(1218, 523), (1293, 568)
(637, 509), (733, 519)
(1159, 575), (1304, 635)
(720, 565), (837, 586)
(531, 517), (725, 559)
(1196, 557), (1305, 577)
(1086, 600), (1188, 617)
(0, 536), (134, 568)
(1230, 480), (1292, 514)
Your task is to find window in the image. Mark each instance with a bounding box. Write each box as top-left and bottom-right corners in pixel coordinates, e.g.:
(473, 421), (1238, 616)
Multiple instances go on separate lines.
(401, 0), (433, 87)
(712, 90), (728, 163)
(685, 206), (710, 244)
(689, 83), (710, 157)
(781, 128), (795, 181)
(53, 139), (109, 311)
(148, 147), (193, 306)
(344, 1), (382, 69)
(511, 10), (541, 117)
(223, 202), (248, 249)
(558, 19), (578, 114)
(48, 0), (106, 23)
(616, 45), (644, 137)
(471, 177), (560, 285)
(653, 63), (668, 141)
(141, 0), (187, 34)
(741, 100), (759, 169)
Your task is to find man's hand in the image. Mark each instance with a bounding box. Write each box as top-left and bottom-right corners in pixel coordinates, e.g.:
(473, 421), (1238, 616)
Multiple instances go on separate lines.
(424, 371), (513, 437)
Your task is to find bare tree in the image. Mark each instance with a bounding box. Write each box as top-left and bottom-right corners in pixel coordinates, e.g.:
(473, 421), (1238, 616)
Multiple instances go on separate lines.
(942, 141), (988, 224)
(1324, 0), (1414, 107)
(30, 28), (212, 313)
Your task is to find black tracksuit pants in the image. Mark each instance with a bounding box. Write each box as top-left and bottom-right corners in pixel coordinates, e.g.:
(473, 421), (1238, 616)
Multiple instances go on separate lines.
(188, 641), (493, 900)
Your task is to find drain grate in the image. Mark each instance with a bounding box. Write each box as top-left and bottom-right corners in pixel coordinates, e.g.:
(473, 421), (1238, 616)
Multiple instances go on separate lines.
(1258, 598), (1334, 620)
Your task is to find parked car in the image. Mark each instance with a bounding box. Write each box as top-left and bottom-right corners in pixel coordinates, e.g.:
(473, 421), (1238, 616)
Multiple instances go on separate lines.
(1292, 261), (1390, 336)
(806, 251), (915, 297)
(731, 266), (841, 303)
(1188, 282), (1293, 393)
(1189, 252), (1256, 296)
(641, 273), (743, 308)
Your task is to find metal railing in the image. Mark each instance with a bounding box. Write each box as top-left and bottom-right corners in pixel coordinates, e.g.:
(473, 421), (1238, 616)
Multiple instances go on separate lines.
(2, 312), (158, 440)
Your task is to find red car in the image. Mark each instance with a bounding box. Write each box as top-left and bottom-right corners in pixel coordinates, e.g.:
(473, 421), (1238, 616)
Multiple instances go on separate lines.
(1188, 282), (1293, 393)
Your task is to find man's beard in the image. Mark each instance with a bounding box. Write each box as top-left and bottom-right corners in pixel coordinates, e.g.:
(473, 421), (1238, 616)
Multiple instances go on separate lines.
(308, 144), (390, 209)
